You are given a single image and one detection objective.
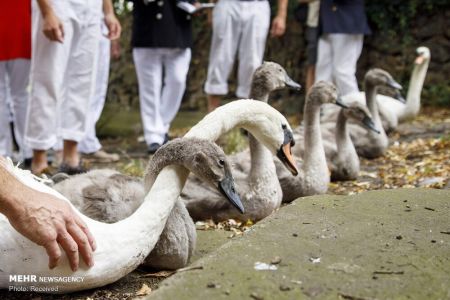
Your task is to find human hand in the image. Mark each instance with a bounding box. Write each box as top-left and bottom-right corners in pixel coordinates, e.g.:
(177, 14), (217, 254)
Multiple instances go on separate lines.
(6, 189), (96, 271)
(270, 15), (286, 37)
(207, 9), (213, 26)
(104, 13), (122, 40)
(42, 11), (64, 43)
(111, 39), (121, 60)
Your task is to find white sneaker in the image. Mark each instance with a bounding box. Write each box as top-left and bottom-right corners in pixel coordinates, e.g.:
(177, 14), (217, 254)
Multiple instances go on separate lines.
(83, 150), (120, 163)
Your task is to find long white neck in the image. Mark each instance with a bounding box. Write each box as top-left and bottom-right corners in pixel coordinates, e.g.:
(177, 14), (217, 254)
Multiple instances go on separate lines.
(248, 134), (274, 179)
(365, 83), (379, 121)
(248, 84), (275, 180)
(185, 100), (279, 143)
(401, 59), (429, 121)
(365, 84), (385, 137)
(303, 99), (328, 183)
(0, 100), (281, 293)
(364, 83), (388, 151)
(335, 110), (354, 155)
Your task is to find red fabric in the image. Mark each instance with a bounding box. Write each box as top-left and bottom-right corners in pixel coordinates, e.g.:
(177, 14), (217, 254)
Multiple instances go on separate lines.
(0, 0), (31, 61)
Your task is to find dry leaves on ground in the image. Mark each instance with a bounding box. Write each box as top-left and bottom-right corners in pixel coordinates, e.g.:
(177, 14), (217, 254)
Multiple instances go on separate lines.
(196, 219), (254, 237)
(329, 137), (450, 195)
(135, 283), (152, 297)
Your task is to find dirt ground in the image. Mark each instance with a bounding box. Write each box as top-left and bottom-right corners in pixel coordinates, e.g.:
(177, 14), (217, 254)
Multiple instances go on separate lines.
(1, 107), (449, 300)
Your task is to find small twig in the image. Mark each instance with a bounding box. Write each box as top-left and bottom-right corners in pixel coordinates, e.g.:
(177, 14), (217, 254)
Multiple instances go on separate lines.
(373, 271), (404, 275)
(338, 293), (372, 300)
(139, 270), (175, 278)
(440, 231), (450, 235)
(424, 207), (436, 211)
(139, 266), (203, 279)
(176, 265), (204, 273)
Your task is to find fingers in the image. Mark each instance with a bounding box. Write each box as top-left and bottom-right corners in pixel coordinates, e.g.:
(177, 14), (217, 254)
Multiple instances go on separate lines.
(42, 17), (64, 43)
(43, 26), (64, 42)
(67, 225), (93, 268)
(57, 231), (79, 271)
(57, 23), (65, 43)
(270, 19), (286, 37)
(107, 21), (121, 40)
(44, 240), (62, 269)
(75, 216), (97, 252)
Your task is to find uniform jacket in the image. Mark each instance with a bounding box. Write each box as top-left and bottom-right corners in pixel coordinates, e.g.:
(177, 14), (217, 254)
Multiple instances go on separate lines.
(130, 0), (193, 48)
(319, 0), (371, 35)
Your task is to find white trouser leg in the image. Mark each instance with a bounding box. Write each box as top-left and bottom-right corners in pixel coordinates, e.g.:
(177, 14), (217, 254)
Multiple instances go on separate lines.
(25, 17), (74, 150)
(315, 34), (333, 83)
(330, 34), (363, 96)
(133, 48), (165, 145)
(78, 35), (110, 154)
(7, 59), (32, 159)
(0, 62), (12, 156)
(160, 48), (191, 134)
(236, 1), (270, 98)
(60, 22), (100, 142)
(204, 1), (241, 95)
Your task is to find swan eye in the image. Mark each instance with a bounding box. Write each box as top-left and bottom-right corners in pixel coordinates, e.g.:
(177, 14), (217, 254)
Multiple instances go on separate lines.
(282, 124), (287, 130)
(218, 159), (225, 167)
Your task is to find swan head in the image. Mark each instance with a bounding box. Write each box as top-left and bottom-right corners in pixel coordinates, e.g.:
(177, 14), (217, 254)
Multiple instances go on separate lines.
(342, 101), (380, 134)
(365, 68), (403, 92)
(307, 81), (346, 108)
(393, 89), (406, 103)
(186, 139), (244, 214)
(415, 46), (430, 65)
(252, 61), (301, 93)
(239, 101), (298, 176)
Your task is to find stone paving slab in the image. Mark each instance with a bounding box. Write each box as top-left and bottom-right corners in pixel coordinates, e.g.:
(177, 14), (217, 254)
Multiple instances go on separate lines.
(146, 188), (450, 300)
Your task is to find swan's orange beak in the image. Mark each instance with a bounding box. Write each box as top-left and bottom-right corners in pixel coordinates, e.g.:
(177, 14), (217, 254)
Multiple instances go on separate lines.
(277, 143), (298, 176)
(415, 55), (425, 65)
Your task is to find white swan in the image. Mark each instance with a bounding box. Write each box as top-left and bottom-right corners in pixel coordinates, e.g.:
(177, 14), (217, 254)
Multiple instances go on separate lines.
(276, 81), (344, 203)
(321, 47), (430, 132)
(321, 101), (380, 181)
(347, 69), (402, 158)
(52, 138), (240, 270)
(182, 61), (301, 222)
(0, 100), (297, 293)
(378, 46), (430, 124)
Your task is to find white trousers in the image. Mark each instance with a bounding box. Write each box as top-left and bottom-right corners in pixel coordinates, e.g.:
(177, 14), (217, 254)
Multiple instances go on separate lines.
(25, 16), (100, 150)
(0, 59), (31, 159)
(204, 0), (270, 98)
(315, 34), (363, 96)
(133, 48), (191, 145)
(78, 34), (110, 154)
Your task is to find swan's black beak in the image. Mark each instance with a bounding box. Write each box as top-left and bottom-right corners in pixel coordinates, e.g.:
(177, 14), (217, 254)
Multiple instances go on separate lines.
(393, 90), (406, 103)
(387, 78), (402, 90)
(276, 128), (298, 176)
(362, 116), (380, 134)
(219, 170), (244, 214)
(284, 75), (302, 90)
(335, 97), (348, 108)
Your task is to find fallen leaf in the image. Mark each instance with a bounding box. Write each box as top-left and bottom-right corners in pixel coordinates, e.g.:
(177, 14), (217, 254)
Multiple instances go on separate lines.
(136, 283), (152, 296)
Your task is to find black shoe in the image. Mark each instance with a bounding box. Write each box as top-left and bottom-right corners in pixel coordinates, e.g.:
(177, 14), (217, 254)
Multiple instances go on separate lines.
(58, 162), (87, 175)
(164, 133), (170, 144)
(148, 143), (162, 154)
(23, 158), (33, 170)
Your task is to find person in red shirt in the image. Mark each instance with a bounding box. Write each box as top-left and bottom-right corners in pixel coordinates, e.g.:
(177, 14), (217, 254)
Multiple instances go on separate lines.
(0, 1), (32, 162)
